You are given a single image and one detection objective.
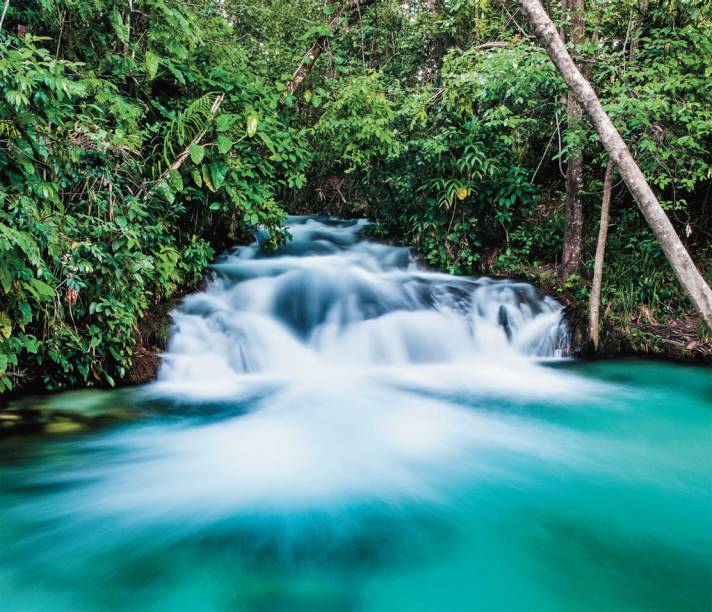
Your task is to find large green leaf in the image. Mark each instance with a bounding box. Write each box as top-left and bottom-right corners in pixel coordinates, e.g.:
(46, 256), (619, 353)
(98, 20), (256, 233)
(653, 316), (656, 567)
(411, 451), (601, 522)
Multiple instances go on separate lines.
(189, 143), (205, 164)
(145, 51), (161, 80)
(217, 135), (233, 154)
(210, 162), (227, 189)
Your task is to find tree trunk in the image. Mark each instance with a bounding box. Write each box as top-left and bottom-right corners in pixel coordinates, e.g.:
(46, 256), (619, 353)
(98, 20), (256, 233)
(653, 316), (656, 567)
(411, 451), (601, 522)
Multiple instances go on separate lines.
(0, 0), (10, 31)
(628, 0), (649, 63)
(562, 95), (584, 279)
(517, 0), (712, 330)
(561, 0), (585, 281)
(589, 159), (614, 349)
(427, 0), (446, 84)
(286, 0), (376, 96)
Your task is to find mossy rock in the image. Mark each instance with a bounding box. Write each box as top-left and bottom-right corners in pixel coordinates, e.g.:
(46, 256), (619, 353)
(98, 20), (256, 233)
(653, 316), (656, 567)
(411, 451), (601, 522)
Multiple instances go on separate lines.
(44, 420), (87, 434)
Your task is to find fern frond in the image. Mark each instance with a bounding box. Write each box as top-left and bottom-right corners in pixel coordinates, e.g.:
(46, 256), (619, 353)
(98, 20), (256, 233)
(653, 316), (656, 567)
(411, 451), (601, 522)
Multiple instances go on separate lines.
(157, 92), (219, 176)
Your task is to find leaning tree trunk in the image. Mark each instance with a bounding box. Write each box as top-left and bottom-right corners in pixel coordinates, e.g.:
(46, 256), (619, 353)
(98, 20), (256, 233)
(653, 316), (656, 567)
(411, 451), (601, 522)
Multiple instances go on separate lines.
(589, 159), (614, 349)
(516, 0), (712, 330)
(561, 0), (585, 281)
(286, 0), (375, 96)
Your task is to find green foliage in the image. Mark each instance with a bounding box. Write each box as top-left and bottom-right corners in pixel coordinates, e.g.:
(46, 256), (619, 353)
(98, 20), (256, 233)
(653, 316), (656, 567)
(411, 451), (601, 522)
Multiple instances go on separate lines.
(310, 73), (402, 174)
(306, 43), (559, 274)
(299, 0), (710, 341)
(0, 0), (308, 391)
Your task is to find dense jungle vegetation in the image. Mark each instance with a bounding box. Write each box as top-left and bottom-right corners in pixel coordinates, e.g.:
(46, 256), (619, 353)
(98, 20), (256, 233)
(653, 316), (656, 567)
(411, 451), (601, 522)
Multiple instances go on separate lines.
(0, 0), (710, 393)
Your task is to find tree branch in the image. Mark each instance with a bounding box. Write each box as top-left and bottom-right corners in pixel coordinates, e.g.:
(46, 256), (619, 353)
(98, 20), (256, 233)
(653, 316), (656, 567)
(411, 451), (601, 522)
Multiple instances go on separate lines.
(285, 0), (377, 96)
(0, 0), (10, 31)
(473, 40), (510, 50)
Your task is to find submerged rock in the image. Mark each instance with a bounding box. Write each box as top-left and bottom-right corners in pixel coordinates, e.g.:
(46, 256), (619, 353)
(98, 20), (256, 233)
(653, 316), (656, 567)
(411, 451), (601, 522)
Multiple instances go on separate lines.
(0, 389), (141, 438)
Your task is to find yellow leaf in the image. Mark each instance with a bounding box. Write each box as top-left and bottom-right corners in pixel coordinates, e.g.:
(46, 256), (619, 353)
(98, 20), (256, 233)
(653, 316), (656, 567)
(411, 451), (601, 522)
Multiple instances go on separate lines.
(246, 115), (259, 137)
(0, 311), (11, 339)
(457, 187), (468, 201)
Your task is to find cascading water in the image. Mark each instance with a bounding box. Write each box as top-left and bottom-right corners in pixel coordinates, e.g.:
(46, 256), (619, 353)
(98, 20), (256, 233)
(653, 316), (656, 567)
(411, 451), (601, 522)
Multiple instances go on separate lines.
(135, 216), (580, 510)
(58, 215), (567, 512)
(1, 216), (710, 611)
(158, 216), (570, 393)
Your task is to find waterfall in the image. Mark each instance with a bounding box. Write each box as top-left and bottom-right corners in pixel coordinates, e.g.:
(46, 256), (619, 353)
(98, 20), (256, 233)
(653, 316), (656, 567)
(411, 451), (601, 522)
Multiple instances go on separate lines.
(158, 216), (570, 395)
(114, 216), (586, 512)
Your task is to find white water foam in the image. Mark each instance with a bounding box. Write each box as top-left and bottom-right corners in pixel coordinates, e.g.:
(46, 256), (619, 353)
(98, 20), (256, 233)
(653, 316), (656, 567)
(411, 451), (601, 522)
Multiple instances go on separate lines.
(155, 217), (571, 393)
(70, 217), (604, 519)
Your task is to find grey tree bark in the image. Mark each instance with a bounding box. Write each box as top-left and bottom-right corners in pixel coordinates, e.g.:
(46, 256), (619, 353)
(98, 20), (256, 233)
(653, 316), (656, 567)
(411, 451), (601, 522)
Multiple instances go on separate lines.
(589, 159), (614, 349)
(0, 0), (10, 30)
(516, 0), (712, 330)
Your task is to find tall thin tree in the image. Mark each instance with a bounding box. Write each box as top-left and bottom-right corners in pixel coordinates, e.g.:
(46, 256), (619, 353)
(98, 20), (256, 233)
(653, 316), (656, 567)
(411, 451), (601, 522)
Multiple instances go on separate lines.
(560, 0), (585, 281)
(589, 159), (614, 349)
(516, 0), (712, 329)
(286, 0), (376, 96)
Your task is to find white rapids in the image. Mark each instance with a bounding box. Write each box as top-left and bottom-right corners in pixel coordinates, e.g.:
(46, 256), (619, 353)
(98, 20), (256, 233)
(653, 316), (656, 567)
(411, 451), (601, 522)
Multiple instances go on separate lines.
(55, 216), (603, 521)
(157, 216), (570, 394)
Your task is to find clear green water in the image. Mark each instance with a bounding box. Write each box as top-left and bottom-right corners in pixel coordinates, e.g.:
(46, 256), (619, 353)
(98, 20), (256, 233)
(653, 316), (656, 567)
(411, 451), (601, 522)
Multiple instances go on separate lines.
(1, 360), (710, 611)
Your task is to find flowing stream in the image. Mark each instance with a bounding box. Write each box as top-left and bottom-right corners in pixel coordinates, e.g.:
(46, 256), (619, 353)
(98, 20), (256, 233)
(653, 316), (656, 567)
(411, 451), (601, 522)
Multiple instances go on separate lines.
(1, 217), (711, 611)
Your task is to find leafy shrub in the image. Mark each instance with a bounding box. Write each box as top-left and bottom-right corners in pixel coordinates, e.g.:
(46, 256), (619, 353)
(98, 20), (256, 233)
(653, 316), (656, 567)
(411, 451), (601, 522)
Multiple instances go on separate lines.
(0, 0), (308, 391)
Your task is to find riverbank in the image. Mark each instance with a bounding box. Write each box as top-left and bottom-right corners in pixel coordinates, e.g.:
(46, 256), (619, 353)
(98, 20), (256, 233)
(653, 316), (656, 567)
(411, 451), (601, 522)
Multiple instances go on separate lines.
(500, 263), (712, 364)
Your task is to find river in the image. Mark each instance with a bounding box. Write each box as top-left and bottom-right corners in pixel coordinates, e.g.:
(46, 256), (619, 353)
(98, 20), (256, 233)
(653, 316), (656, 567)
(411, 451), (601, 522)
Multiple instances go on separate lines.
(1, 217), (710, 611)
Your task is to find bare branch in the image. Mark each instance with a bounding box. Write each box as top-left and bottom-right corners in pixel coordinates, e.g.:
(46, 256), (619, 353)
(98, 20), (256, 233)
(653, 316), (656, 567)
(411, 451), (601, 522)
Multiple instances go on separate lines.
(589, 159), (614, 349)
(0, 0), (10, 31)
